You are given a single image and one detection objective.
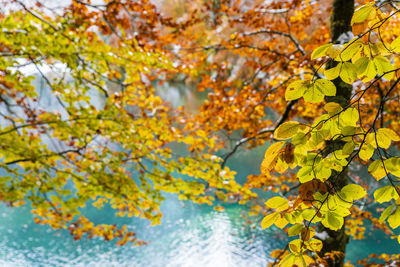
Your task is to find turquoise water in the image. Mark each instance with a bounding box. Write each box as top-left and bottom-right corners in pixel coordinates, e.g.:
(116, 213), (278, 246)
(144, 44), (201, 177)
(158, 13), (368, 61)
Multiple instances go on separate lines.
(0, 148), (399, 266)
(0, 200), (285, 266)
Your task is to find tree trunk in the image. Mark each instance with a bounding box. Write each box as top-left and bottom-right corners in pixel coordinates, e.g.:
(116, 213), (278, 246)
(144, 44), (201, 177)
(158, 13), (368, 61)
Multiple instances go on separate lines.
(318, 0), (354, 266)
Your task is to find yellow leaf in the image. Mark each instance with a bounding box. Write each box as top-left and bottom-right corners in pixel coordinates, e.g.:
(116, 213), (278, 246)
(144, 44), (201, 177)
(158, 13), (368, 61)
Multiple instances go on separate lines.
(261, 212), (279, 229)
(297, 166), (314, 183)
(381, 128), (400, 141)
(364, 60), (377, 81)
(326, 44), (343, 59)
(376, 128), (400, 150)
(307, 239), (323, 252)
(311, 44), (332, 60)
(374, 186), (398, 203)
(352, 21), (369, 36)
(342, 142), (355, 156)
(314, 79), (336, 96)
(265, 196), (289, 211)
(379, 204), (395, 223)
(288, 224), (303, 237)
(386, 157), (400, 177)
(321, 212), (344, 231)
(274, 121), (300, 140)
(275, 157), (289, 173)
(351, 5), (376, 25)
(260, 141), (285, 174)
(288, 239), (303, 254)
(388, 208), (400, 229)
(341, 108), (359, 126)
(303, 255), (314, 266)
(301, 227), (316, 241)
(274, 214), (289, 229)
(354, 57), (369, 75)
(373, 56), (393, 80)
(376, 128), (393, 149)
(366, 132), (377, 148)
(368, 160), (387, 181)
(280, 253), (296, 267)
(333, 205), (351, 217)
(359, 143), (374, 161)
(303, 85), (324, 103)
(324, 63), (341, 80)
(391, 36), (400, 53)
(324, 102), (342, 114)
(339, 40), (363, 61)
(302, 209), (321, 223)
(285, 80), (310, 101)
(341, 184), (367, 200)
(340, 62), (357, 84)
(213, 206), (225, 212)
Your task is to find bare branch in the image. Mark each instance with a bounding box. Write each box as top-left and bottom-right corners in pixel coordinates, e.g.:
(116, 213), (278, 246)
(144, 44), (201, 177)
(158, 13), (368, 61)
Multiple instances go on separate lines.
(221, 99), (297, 168)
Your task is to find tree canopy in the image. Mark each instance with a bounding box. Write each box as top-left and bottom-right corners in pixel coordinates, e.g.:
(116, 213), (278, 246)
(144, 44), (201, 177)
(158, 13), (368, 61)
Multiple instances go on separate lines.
(1, 0), (400, 266)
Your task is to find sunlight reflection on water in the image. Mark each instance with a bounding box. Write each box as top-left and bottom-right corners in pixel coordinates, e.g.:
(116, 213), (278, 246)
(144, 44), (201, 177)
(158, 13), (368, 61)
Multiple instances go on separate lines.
(0, 200), (285, 267)
(0, 191), (399, 266)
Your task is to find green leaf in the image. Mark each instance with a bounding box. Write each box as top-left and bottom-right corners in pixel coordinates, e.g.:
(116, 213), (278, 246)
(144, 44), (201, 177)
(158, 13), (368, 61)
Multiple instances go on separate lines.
(280, 254), (297, 266)
(387, 208), (400, 229)
(373, 56), (393, 80)
(374, 186), (397, 203)
(351, 5), (376, 25)
(341, 184), (367, 200)
(339, 41), (362, 61)
(303, 84), (324, 103)
(379, 204), (395, 223)
(298, 166), (314, 183)
(324, 102), (342, 114)
(324, 63), (341, 80)
(353, 57), (369, 75)
(341, 108), (359, 127)
(332, 205), (351, 217)
(321, 212), (344, 231)
(391, 36), (400, 53)
(314, 79), (336, 96)
(311, 43), (332, 60)
(386, 157), (400, 177)
(364, 60), (377, 81)
(274, 121), (300, 140)
(326, 45), (343, 59)
(339, 62), (357, 84)
(292, 132), (307, 146)
(285, 80), (309, 101)
(288, 224), (303, 237)
(342, 142), (355, 156)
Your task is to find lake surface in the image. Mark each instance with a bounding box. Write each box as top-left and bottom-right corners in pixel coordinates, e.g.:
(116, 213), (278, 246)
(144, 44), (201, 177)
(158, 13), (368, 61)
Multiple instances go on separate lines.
(0, 147), (399, 266)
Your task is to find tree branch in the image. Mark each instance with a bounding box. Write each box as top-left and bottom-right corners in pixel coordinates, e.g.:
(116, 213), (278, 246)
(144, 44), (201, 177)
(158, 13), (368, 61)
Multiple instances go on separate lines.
(221, 99), (297, 168)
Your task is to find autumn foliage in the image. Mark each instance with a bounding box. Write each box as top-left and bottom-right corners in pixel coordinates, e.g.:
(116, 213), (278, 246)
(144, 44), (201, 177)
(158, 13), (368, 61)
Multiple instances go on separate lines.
(1, 0), (400, 266)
